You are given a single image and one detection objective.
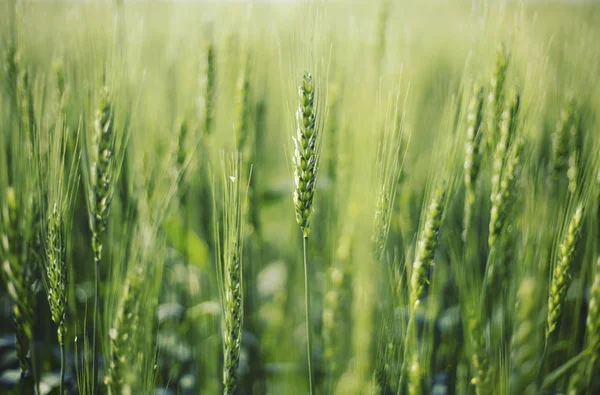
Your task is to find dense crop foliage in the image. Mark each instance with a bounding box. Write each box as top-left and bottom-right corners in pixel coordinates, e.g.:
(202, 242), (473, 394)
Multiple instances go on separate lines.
(1, 1), (599, 394)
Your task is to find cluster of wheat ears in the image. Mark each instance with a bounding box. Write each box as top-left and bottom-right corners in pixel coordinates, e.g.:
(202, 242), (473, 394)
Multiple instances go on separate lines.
(1, 1), (600, 394)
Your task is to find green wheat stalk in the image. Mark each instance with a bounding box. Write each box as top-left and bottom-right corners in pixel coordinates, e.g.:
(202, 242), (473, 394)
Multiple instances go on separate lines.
(36, 109), (79, 395)
(215, 153), (248, 395)
(89, 87), (117, 391)
(292, 72), (322, 395)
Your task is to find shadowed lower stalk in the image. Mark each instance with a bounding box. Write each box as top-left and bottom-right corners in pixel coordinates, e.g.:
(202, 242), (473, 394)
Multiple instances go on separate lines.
(292, 72), (322, 395)
(1, 187), (35, 394)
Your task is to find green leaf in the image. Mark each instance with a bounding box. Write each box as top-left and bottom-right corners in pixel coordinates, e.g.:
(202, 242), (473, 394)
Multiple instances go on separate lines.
(541, 350), (589, 390)
(164, 218), (209, 270)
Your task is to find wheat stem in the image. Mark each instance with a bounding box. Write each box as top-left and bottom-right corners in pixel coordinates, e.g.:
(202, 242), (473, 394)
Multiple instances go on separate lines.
(303, 235), (314, 395)
(60, 343), (65, 395)
(93, 259), (99, 393)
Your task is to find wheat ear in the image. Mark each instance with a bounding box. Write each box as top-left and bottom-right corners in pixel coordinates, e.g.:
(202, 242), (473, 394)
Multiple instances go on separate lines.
(202, 42), (216, 136)
(552, 99), (576, 184)
(409, 182), (447, 308)
(463, 83), (484, 240)
(510, 277), (542, 395)
(105, 276), (139, 395)
(468, 309), (491, 395)
(546, 205), (584, 338)
(45, 206), (68, 391)
(486, 44), (508, 151)
(488, 137), (524, 253)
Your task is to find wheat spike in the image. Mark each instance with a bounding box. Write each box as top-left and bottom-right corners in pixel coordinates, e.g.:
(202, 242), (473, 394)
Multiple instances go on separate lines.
(486, 44), (508, 150)
(463, 83), (484, 239)
(546, 205), (584, 338)
(510, 277), (542, 395)
(410, 182), (447, 308)
(293, 72), (320, 237)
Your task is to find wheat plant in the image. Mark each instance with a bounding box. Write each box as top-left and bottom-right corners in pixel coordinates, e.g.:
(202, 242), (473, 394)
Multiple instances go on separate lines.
(292, 71), (322, 395)
(215, 153), (248, 395)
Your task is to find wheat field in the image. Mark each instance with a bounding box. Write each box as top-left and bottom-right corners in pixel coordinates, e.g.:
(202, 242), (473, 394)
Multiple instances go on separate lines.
(0, 0), (599, 394)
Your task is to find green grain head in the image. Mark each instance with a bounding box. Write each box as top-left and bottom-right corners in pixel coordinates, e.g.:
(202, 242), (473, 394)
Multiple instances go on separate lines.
(468, 308), (491, 395)
(105, 275), (140, 395)
(45, 205), (67, 343)
(372, 90), (405, 262)
(3, 43), (19, 107)
(202, 42), (216, 137)
(293, 72), (320, 238)
(546, 204), (584, 338)
(552, 99), (576, 183)
(486, 44), (509, 149)
(488, 137), (524, 251)
(410, 181), (447, 309)
(91, 87), (115, 264)
(491, 90), (520, 200)
(463, 83), (485, 238)
(509, 277), (542, 395)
